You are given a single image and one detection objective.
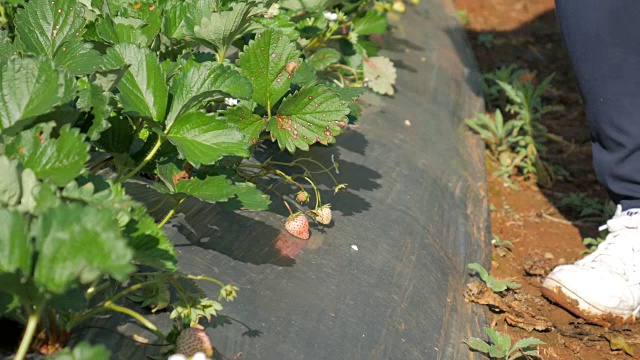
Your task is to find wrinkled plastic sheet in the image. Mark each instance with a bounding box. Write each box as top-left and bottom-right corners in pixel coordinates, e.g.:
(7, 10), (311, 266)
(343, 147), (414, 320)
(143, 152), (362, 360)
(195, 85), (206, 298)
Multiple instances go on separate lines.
(19, 0), (491, 358)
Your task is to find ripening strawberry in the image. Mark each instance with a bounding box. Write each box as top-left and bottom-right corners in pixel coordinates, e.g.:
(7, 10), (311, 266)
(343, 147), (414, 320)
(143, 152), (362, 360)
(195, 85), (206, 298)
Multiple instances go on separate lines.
(295, 190), (310, 203)
(285, 213), (310, 239)
(315, 205), (332, 225)
(175, 327), (214, 358)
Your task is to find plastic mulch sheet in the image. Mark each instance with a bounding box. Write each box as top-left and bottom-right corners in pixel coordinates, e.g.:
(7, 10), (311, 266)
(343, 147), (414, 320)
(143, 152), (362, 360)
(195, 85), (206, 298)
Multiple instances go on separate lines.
(68, 0), (491, 359)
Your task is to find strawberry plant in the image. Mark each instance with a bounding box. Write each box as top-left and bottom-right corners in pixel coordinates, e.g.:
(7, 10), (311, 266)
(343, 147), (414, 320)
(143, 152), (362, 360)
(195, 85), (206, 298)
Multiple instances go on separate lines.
(0, 0), (397, 358)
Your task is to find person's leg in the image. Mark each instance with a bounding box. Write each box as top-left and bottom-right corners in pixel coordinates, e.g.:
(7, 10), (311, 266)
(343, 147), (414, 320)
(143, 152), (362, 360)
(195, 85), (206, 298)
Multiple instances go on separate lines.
(542, 0), (640, 326)
(555, 0), (640, 209)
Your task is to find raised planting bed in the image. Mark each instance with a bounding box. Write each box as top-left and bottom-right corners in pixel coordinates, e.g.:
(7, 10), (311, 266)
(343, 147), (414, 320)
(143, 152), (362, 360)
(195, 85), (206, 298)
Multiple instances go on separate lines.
(0, 0), (488, 358)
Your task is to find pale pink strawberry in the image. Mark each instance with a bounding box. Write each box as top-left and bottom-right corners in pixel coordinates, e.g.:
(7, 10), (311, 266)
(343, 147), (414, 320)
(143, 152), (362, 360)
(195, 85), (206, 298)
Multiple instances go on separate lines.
(295, 190), (310, 203)
(315, 204), (332, 225)
(285, 213), (309, 239)
(175, 327), (214, 357)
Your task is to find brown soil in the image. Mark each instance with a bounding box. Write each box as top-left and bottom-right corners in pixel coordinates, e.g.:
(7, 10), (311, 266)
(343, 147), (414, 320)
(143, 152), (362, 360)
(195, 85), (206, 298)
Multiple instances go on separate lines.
(453, 0), (640, 359)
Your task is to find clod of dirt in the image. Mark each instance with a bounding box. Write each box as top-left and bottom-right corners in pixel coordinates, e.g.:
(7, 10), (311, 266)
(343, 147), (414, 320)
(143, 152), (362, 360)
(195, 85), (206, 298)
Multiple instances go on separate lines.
(464, 281), (509, 311)
(504, 298), (553, 332)
(523, 250), (557, 277)
(465, 281), (552, 331)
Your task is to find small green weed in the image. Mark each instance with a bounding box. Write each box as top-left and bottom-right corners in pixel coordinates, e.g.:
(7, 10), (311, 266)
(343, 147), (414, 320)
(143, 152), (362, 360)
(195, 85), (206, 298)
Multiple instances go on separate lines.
(469, 66), (563, 184)
(468, 263), (520, 293)
(582, 235), (606, 254)
(480, 65), (529, 104)
(477, 33), (495, 49)
(466, 110), (519, 169)
(466, 326), (545, 360)
(558, 193), (615, 222)
(492, 235), (514, 249)
(456, 10), (470, 26)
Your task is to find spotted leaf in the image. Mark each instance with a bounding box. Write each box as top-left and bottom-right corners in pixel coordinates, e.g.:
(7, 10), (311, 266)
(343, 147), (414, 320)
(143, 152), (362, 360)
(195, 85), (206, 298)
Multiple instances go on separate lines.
(267, 85), (349, 153)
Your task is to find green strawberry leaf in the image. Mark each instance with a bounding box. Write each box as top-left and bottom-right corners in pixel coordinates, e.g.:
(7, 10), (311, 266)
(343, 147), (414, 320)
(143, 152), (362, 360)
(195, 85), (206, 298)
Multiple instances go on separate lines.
(0, 208), (31, 276)
(163, 0), (191, 38)
(95, 116), (135, 156)
(268, 85), (348, 152)
(23, 126), (90, 187)
(118, 4), (162, 43)
(309, 48), (341, 70)
(33, 202), (135, 293)
(333, 86), (364, 118)
(0, 57), (73, 135)
(255, 14), (299, 41)
(175, 176), (236, 203)
(61, 175), (138, 227)
(237, 29), (301, 109)
(353, 11), (387, 35)
(0, 156), (22, 207)
(102, 43), (168, 123)
(95, 15), (150, 47)
(292, 60), (318, 86)
(156, 156), (184, 192)
(167, 111), (249, 168)
(15, 0), (85, 58)
(190, 2), (266, 60)
(15, 169), (39, 214)
(231, 182), (270, 210)
(222, 105), (267, 144)
(53, 40), (102, 76)
(48, 342), (110, 360)
(77, 78), (113, 141)
(0, 33), (18, 61)
(15, 0), (101, 75)
(166, 61), (252, 127)
(363, 56), (397, 95)
(279, 0), (332, 11)
(125, 211), (177, 271)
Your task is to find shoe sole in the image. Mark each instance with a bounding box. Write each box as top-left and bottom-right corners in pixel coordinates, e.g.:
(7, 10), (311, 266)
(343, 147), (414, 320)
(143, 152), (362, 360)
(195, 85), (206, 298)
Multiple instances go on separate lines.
(541, 285), (633, 327)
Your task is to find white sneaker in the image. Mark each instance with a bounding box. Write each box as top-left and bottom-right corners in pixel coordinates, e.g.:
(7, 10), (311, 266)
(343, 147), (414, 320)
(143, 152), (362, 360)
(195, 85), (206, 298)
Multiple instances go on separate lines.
(542, 205), (640, 326)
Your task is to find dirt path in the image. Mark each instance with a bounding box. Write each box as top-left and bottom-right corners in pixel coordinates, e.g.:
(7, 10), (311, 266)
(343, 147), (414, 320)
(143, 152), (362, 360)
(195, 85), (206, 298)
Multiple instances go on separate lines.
(454, 0), (640, 358)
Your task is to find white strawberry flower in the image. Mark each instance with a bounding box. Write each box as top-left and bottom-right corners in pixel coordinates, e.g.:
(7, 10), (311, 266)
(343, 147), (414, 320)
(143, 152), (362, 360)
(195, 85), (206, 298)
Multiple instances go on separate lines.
(224, 97), (238, 106)
(322, 10), (338, 21)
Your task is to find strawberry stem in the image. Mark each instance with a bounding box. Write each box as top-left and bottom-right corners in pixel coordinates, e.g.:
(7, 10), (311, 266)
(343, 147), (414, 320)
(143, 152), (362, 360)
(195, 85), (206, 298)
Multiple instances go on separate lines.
(283, 200), (293, 215)
(14, 300), (44, 360)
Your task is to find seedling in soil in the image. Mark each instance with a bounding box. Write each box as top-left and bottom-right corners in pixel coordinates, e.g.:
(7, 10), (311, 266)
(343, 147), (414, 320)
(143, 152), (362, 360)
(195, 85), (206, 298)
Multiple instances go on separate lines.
(468, 263), (521, 294)
(480, 65), (529, 105)
(465, 326), (545, 360)
(492, 236), (514, 249)
(470, 65), (564, 185)
(456, 10), (470, 26)
(477, 33), (495, 49)
(558, 193), (615, 222)
(582, 232), (607, 254)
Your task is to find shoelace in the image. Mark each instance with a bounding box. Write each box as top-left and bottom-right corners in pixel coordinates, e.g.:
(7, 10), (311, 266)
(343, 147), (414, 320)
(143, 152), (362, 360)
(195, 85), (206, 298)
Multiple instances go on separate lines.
(581, 215), (640, 282)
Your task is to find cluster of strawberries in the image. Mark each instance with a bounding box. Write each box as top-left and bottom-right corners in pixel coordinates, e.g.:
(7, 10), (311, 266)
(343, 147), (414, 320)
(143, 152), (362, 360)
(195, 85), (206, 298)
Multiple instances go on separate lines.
(282, 190), (333, 239)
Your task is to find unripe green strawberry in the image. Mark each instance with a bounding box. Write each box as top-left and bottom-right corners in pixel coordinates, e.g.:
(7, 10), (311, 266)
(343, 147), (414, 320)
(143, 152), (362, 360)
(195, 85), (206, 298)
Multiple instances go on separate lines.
(285, 213), (309, 239)
(175, 327), (214, 358)
(315, 205), (332, 225)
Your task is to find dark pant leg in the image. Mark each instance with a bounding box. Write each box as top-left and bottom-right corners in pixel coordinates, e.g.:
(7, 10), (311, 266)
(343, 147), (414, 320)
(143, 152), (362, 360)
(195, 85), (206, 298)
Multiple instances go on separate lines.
(556, 0), (640, 210)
